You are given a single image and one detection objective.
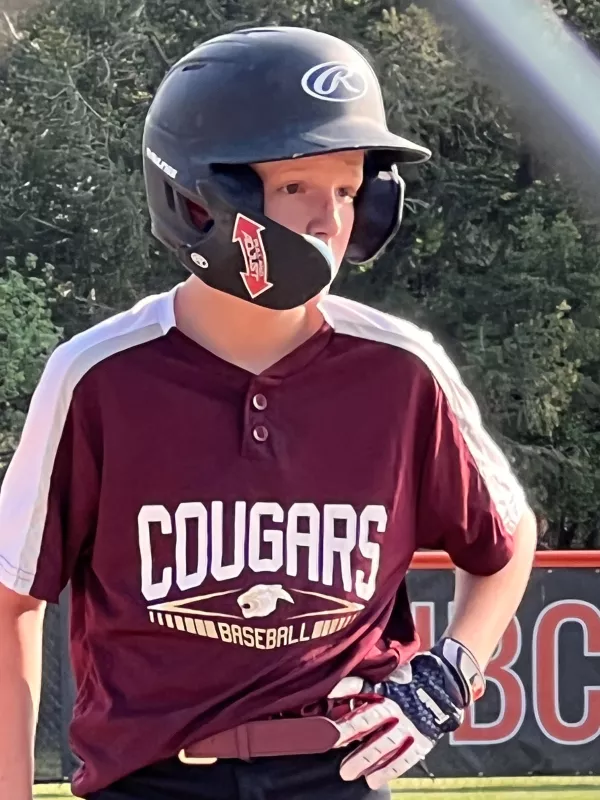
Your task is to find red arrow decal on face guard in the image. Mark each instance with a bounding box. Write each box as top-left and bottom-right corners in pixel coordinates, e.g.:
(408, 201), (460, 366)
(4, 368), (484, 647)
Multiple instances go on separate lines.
(232, 213), (274, 299)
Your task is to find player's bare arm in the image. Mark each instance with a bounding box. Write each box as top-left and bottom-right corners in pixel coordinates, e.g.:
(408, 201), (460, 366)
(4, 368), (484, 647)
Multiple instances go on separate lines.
(445, 506), (537, 669)
(0, 583), (46, 800)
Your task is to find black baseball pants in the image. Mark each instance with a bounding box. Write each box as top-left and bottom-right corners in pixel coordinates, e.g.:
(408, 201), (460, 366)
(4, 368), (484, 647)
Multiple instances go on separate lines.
(85, 748), (391, 800)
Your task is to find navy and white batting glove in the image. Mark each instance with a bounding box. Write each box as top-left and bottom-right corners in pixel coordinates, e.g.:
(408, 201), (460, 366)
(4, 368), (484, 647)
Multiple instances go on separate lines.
(328, 638), (485, 789)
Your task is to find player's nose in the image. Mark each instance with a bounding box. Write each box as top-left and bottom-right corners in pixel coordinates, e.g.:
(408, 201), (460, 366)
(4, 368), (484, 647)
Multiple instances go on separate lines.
(306, 190), (343, 242)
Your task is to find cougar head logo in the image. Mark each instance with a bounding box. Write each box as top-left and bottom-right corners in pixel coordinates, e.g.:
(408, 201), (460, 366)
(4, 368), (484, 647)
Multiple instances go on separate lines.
(237, 585), (294, 619)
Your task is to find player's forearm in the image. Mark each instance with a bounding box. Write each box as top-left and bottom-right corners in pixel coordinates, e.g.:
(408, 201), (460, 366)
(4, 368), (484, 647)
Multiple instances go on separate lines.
(444, 508), (537, 670)
(0, 600), (46, 800)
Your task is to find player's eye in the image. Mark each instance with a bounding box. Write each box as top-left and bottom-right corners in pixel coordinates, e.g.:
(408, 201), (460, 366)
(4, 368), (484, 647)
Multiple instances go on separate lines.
(282, 183), (302, 195)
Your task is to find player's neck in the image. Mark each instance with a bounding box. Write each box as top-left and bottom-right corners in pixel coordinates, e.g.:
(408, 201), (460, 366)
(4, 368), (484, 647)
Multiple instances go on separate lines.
(173, 277), (325, 374)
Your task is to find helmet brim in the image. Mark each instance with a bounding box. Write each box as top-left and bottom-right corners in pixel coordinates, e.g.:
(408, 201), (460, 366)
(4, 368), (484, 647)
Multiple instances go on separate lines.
(201, 119), (432, 167)
(299, 118), (432, 164)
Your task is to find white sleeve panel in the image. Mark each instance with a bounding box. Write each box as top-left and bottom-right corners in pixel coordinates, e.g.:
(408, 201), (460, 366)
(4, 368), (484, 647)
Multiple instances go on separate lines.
(0, 290), (175, 595)
(322, 294), (528, 536)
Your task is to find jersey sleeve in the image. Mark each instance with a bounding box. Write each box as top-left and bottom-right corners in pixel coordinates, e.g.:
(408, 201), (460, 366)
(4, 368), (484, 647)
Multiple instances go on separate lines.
(0, 345), (100, 603)
(415, 366), (528, 577)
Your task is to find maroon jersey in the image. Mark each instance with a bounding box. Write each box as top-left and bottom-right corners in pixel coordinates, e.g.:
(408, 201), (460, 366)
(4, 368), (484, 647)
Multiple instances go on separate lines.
(0, 289), (526, 795)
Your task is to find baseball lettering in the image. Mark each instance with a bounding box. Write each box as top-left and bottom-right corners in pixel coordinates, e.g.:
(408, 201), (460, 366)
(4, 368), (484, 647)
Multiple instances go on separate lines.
(138, 501), (385, 602)
(148, 610), (361, 649)
(217, 621), (312, 648)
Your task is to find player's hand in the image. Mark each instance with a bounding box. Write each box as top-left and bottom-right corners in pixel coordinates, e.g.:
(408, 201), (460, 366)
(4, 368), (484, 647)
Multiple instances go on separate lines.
(328, 637), (485, 789)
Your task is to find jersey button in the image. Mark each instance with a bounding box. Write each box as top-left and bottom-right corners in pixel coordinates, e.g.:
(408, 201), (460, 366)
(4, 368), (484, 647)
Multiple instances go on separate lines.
(252, 393), (268, 411)
(252, 425), (269, 442)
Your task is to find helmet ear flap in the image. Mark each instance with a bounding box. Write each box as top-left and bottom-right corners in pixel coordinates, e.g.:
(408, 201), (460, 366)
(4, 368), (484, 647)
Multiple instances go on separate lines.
(345, 165), (405, 265)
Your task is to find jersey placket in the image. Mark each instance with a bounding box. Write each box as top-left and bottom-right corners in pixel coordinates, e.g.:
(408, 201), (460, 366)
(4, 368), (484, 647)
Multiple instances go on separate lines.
(241, 377), (280, 460)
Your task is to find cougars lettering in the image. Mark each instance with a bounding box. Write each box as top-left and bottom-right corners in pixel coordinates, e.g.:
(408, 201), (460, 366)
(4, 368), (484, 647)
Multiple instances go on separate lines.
(138, 501), (386, 602)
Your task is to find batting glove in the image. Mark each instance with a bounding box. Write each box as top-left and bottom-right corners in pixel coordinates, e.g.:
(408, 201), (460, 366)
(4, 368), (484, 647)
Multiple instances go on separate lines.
(328, 637), (485, 789)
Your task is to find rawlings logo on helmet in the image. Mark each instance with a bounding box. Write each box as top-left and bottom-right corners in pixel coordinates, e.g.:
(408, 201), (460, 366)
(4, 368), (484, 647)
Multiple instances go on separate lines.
(301, 61), (367, 102)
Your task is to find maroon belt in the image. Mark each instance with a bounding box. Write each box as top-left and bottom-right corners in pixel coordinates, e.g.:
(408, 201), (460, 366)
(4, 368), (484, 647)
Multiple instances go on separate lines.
(178, 698), (359, 764)
(178, 716), (343, 764)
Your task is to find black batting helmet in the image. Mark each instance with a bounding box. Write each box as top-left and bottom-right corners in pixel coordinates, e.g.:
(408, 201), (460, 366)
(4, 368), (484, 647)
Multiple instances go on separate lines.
(143, 26), (431, 310)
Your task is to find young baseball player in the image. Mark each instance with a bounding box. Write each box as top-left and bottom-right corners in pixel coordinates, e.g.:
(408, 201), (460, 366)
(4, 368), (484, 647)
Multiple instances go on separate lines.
(0, 26), (537, 800)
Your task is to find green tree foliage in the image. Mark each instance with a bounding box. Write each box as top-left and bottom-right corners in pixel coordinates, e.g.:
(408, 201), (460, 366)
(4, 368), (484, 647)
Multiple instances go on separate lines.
(2, 0), (600, 547)
(0, 258), (63, 473)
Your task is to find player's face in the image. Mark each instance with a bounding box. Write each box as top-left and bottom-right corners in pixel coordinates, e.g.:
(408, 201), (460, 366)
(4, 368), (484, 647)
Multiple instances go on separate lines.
(252, 151), (364, 273)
